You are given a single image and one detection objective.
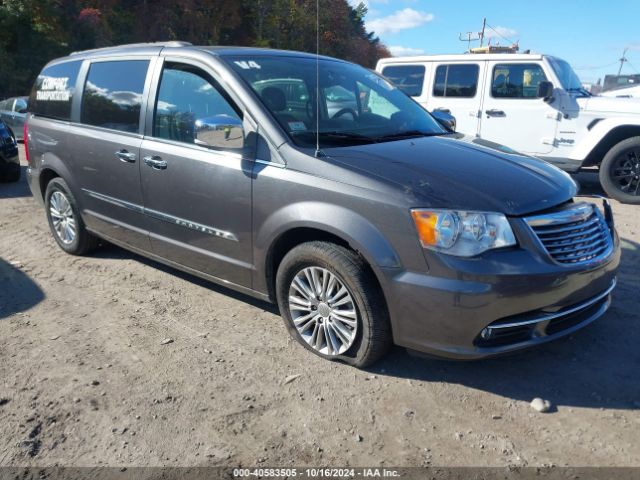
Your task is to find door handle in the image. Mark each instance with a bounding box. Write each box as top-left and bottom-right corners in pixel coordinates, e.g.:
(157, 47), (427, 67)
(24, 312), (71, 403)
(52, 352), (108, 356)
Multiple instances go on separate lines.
(115, 149), (136, 163)
(434, 107), (451, 114)
(143, 155), (168, 170)
(485, 109), (506, 117)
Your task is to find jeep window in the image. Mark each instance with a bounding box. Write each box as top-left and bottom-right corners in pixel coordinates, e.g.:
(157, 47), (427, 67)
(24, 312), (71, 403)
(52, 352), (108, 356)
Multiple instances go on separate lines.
(29, 60), (82, 121)
(81, 60), (149, 133)
(153, 63), (242, 147)
(433, 64), (479, 98)
(226, 55), (444, 148)
(381, 65), (425, 97)
(491, 63), (547, 99)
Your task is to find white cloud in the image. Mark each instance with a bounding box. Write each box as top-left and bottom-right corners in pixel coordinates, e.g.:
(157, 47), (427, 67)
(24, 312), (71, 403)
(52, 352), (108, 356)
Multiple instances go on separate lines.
(484, 26), (518, 42)
(367, 8), (434, 36)
(388, 45), (425, 56)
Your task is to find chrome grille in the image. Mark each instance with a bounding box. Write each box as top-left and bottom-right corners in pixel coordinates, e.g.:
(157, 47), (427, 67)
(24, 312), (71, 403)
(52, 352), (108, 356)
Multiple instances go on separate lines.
(525, 202), (613, 265)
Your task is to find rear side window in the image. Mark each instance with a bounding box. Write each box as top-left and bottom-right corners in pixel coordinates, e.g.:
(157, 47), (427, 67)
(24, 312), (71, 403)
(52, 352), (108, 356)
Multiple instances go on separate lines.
(81, 60), (149, 133)
(433, 64), (479, 98)
(492, 63), (547, 98)
(381, 65), (425, 96)
(29, 61), (82, 120)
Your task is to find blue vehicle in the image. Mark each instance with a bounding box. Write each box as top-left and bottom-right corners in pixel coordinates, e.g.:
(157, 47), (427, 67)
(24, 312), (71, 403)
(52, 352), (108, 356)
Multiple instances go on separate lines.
(0, 118), (19, 182)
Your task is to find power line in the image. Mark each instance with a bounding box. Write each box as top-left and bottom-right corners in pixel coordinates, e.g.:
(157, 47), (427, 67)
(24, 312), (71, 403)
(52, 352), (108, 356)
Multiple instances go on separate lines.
(485, 22), (516, 45)
(574, 61), (619, 71)
(626, 60), (639, 74)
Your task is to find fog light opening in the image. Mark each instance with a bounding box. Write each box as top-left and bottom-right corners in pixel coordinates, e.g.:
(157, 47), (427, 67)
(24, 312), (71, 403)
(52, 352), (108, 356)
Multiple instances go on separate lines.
(480, 327), (492, 340)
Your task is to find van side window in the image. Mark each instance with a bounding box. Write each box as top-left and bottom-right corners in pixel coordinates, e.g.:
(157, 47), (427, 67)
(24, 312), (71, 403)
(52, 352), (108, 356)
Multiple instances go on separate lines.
(81, 60), (149, 133)
(29, 61), (82, 121)
(153, 64), (242, 147)
(433, 64), (479, 98)
(381, 65), (425, 97)
(492, 64), (547, 99)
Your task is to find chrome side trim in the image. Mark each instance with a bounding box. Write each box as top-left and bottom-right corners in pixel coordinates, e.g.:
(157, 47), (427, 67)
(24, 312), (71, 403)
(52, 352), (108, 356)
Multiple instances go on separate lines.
(83, 189), (144, 213)
(488, 278), (616, 330)
(145, 207), (238, 241)
(82, 188), (238, 241)
(255, 158), (285, 168)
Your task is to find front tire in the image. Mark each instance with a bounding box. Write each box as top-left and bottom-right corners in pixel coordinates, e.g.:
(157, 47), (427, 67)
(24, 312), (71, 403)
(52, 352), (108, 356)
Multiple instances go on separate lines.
(276, 241), (392, 367)
(599, 136), (640, 204)
(45, 177), (99, 255)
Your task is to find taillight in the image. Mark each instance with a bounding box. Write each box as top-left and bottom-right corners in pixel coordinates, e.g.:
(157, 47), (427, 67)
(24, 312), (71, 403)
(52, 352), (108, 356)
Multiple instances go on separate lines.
(23, 122), (29, 164)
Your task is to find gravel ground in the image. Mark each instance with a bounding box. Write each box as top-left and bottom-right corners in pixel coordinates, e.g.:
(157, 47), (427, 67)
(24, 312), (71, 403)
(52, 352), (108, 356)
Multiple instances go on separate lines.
(1, 147), (639, 467)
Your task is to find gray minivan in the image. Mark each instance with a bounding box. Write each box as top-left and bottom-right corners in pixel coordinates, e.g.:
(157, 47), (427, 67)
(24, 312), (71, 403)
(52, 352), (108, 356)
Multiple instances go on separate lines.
(25, 42), (619, 366)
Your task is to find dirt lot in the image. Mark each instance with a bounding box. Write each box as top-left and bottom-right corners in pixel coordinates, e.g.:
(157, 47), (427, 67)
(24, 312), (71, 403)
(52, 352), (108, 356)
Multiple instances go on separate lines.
(1, 147), (639, 468)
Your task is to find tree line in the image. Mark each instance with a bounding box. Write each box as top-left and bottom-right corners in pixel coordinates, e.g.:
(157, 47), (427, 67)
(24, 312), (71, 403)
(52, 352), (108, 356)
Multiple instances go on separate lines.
(0, 0), (390, 98)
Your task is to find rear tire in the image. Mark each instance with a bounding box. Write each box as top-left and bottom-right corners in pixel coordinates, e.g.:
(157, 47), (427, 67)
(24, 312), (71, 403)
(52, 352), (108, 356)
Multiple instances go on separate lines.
(276, 241), (392, 367)
(599, 136), (640, 204)
(45, 177), (99, 255)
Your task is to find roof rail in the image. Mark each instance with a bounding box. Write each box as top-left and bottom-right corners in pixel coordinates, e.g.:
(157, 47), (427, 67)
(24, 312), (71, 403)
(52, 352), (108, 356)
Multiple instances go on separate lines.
(70, 41), (192, 56)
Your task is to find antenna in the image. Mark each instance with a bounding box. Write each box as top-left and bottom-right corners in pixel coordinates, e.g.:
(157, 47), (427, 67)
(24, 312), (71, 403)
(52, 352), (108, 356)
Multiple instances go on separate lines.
(315, 0), (321, 157)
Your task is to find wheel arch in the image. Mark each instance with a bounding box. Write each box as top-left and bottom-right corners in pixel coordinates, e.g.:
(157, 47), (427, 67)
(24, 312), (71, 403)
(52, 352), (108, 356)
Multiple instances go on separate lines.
(580, 123), (640, 167)
(256, 202), (403, 303)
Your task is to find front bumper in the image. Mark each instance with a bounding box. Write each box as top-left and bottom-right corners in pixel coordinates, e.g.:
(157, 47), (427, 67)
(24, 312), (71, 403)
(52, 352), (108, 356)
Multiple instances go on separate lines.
(381, 207), (620, 359)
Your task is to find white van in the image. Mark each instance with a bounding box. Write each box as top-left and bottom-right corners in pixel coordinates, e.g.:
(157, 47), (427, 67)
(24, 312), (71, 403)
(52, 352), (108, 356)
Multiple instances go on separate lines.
(377, 53), (640, 204)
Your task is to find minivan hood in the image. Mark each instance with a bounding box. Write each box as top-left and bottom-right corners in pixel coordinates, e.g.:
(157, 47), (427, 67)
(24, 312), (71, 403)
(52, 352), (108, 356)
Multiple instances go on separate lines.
(323, 134), (577, 216)
(579, 94), (640, 114)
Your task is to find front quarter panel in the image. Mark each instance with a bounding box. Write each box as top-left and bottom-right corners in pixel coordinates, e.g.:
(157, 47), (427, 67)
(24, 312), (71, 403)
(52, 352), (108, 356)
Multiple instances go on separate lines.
(251, 153), (428, 297)
(569, 117), (640, 162)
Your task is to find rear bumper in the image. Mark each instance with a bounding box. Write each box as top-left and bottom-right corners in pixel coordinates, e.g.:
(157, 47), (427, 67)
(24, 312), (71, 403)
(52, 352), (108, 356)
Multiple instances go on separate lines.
(381, 233), (620, 359)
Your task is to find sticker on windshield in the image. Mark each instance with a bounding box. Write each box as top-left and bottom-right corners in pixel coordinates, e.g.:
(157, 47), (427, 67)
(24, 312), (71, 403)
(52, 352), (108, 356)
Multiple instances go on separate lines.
(288, 121), (307, 131)
(234, 60), (262, 70)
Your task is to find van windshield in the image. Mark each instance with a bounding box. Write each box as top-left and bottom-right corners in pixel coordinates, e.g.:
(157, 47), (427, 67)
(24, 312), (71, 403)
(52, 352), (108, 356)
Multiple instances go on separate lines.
(225, 55), (445, 148)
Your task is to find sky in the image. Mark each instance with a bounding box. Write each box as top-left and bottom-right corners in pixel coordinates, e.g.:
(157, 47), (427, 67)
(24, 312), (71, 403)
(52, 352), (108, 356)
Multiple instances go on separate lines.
(350, 0), (640, 84)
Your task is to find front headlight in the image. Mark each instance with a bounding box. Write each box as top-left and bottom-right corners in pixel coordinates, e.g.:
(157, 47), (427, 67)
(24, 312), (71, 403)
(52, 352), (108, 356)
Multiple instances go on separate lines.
(411, 209), (517, 257)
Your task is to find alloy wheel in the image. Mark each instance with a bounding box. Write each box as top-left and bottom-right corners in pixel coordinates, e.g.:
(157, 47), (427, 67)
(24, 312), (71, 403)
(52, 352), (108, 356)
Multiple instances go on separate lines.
(288, 266), (358, 356)
(49, 191), (77, 244)
(611, 149), (640, 196)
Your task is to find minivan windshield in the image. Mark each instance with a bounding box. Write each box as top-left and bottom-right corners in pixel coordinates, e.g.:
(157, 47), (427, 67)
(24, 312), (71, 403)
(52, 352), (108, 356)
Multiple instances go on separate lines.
(225, 55), (446, 148)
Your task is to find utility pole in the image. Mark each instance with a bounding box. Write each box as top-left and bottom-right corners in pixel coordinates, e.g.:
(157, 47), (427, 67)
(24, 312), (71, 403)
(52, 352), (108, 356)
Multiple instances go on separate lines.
(618, 48), (628, 76)
(479, 17), (487, 47)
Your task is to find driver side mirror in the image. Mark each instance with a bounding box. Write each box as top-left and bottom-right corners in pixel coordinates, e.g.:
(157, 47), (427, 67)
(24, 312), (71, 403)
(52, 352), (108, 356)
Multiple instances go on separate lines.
(537, 81), (554, 101)
(431, 109), (457, 132)
(194, 114), (244, 150)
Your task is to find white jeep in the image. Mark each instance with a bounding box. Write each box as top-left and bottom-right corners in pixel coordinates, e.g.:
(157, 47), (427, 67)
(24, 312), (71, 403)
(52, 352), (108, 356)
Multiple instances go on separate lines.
(376, 53), (640, 204)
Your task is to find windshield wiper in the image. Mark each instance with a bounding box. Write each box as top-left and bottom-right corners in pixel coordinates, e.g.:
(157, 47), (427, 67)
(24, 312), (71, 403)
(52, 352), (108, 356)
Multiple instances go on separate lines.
(292, 130), (376, 142)
(375, 130), (449, 141)
(567, 87), (592, 97)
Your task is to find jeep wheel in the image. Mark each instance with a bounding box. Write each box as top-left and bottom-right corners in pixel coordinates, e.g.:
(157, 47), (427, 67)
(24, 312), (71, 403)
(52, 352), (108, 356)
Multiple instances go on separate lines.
(276, 241), (392, 367)
(600, 136), (640, 204)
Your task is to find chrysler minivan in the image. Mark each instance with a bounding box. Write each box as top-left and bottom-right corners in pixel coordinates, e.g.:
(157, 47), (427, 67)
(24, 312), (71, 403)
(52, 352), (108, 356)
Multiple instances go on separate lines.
(25, 42), (619, 366)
